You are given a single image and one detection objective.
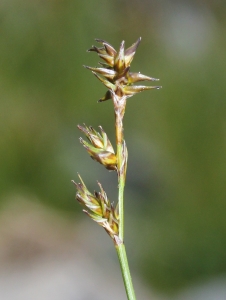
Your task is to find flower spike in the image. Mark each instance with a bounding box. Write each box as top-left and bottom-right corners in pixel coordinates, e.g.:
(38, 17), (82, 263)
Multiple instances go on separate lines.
(78, 124), (117, 171)
(86, 38), (161, 102)
(72, 175), (119, 239)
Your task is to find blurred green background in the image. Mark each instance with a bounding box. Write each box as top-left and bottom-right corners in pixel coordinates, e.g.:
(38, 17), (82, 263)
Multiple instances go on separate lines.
(1, 0), (226, 296)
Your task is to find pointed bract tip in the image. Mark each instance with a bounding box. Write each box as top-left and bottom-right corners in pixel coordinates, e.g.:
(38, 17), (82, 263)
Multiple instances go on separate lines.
(98, 98), (107, 103)
(118, 41), (125, 54)
(77, 173), (84, 183)
(87, 46), (95, 52)
(95, 38), (102, 43)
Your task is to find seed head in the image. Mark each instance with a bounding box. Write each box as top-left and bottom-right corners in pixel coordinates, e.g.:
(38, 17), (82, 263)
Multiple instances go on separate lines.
(72, 175), (119, 239)
(78, 124), (117, 171)
(86, 38), (161, 102)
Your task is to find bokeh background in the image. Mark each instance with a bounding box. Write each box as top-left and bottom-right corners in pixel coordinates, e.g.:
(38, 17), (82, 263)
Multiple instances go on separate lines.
(1, 0), (226, 299)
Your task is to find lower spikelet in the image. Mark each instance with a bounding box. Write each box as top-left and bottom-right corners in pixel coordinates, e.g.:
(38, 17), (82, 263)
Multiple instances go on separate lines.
(72, 174), (119, 239)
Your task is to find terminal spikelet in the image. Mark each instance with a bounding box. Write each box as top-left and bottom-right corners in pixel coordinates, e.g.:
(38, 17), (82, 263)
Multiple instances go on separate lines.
(86, 37), (161, 102)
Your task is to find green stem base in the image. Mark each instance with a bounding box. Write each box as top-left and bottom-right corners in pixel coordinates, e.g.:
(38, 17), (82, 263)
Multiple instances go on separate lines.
(115, 241), (137, 300)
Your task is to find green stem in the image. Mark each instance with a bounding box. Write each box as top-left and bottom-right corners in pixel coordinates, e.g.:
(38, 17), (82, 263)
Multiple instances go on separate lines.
(115, 241), (137, 300)
(114, 98), (136, 299)
(113, 93), (135, 299)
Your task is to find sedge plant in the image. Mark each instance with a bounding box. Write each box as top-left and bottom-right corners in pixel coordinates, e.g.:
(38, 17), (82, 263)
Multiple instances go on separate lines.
(72, 37), (161, 300)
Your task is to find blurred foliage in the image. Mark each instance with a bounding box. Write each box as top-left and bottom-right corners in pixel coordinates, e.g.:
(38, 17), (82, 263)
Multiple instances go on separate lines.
(1, 0), (226, 295)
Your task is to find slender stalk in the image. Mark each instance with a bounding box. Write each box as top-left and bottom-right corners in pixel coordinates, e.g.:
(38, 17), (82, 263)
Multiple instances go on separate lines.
(117, 153), (125, 241)
(114, 93), (136, 300)
(115, 239), (137, 300)
(114, 93), (127, 241)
